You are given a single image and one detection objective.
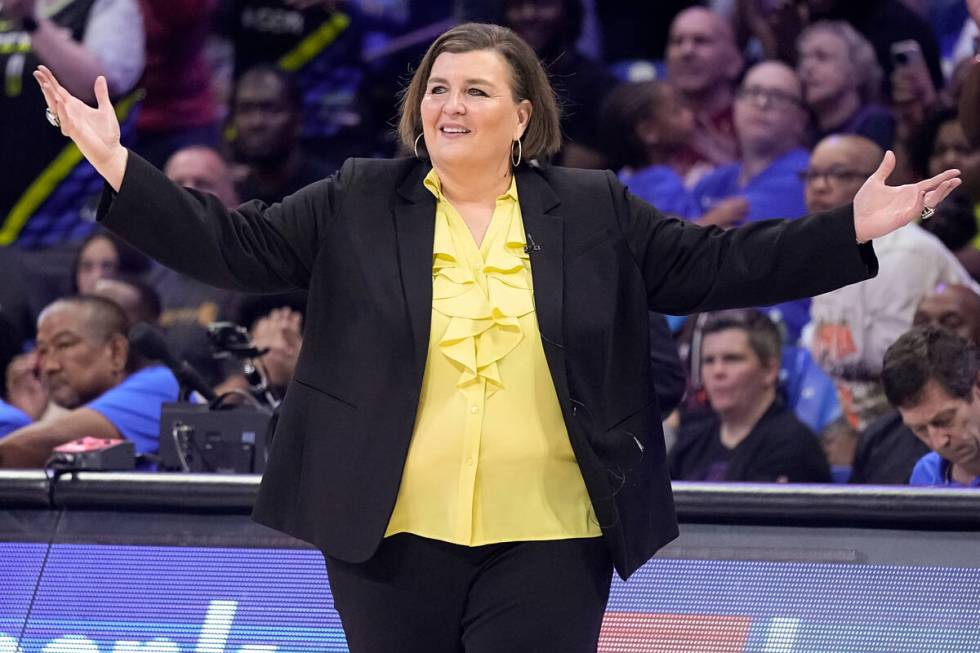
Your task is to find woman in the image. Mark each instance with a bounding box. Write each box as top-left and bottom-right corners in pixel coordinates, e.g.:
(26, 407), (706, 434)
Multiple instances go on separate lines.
(797, 21), (896, 150)
(71, 229), (151, 294)
(35, 22), (959, 653)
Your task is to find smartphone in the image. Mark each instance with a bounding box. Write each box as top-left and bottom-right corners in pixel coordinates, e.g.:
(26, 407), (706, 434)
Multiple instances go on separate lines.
(891, 39), (922, 67)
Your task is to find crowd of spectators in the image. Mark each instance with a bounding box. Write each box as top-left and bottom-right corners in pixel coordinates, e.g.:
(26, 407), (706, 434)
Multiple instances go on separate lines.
(1, 0), (980, 487)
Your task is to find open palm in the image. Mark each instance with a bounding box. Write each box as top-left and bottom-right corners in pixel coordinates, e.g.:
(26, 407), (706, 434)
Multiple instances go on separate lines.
(853, 150), (961, 243)
(33, 65), (127, 189)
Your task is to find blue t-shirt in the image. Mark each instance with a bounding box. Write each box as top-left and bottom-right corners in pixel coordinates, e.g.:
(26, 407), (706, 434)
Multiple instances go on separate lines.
(692, 147), (810, 223)
(692, 147), (812, 341)
(0, 399), (31, 437)
(909, 452), (980, 487)
(86, 366), (180, 455)
(619, 165), (700, 219)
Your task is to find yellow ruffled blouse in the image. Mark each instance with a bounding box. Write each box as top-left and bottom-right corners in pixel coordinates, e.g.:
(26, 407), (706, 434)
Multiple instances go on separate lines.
(384, 169), (600, 545)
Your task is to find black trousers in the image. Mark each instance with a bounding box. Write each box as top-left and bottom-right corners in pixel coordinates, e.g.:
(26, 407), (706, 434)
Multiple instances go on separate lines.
(324, 534), (613, 653)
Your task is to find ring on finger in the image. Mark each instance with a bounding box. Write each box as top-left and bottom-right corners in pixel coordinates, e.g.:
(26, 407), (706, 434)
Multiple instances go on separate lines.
(920, 205), (935, 220)
(45, 107), (60, 128)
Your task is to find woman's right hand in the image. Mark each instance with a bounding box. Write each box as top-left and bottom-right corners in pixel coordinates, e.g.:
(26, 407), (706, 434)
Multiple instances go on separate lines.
(33, 65), (127, 190)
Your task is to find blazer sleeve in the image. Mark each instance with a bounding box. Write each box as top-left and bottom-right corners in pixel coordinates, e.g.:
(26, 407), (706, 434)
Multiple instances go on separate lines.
(97, 151), (353, 293)
(606, 171), (879, 315)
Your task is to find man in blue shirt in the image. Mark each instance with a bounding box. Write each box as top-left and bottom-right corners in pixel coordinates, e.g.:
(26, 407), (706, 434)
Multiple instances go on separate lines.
(0, 295), (178, 468)
(881, 325), (980, 487)
(0, 399), (30, 438)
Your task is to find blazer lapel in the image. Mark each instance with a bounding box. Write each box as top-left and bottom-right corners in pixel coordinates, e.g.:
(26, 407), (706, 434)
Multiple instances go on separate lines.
(394, 161), (436, 386)
(517, 166), (569, 400)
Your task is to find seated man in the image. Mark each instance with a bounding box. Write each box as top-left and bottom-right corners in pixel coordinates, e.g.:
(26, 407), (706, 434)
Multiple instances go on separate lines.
(0, 296), (178, 468)
(807, 135), (976, 437)
(852, 284), (980, 484)
(670, 310), (831, 483)
(881, 325), (980, 487)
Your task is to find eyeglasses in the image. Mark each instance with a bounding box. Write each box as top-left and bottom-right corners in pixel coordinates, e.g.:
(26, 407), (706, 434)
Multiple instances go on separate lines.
(798, 167), (876, 185)
(735, 85), (804, 109)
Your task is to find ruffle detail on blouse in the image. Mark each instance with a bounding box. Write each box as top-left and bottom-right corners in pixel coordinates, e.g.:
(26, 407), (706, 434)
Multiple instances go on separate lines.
(432, 200), (533, 396)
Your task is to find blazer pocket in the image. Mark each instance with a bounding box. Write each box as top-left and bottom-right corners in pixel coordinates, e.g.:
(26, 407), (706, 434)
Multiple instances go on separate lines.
(568, 228), (612, 260)
(291, 377), (358, 410)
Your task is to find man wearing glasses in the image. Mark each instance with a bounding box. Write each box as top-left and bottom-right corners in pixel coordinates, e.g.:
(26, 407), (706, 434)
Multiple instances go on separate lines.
(807, 135), (977, 462)
(691, 60), (810, 225)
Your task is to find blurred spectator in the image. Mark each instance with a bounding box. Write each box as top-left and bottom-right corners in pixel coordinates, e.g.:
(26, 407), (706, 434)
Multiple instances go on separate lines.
(91, 275), (161, 329)
(959, 2), (980, 149)
(669, 309), (831, 483)
(693, 60), (810, 222)
(230, 65), (334, 205)
(807, 135), (976, 441)
(807, 0), (944, 95)
(70, 230), (152, 295)
(882, 326), (980, 487)
(0, 296), (178, 468)
(0, 0), (144, 248)
(595, 1), (698, 63)
(693, 60), (811, 341)
(601, 82), (694, 216)
(797, 21), (895, 150)
(665, 6), (744, 186)
(503, 0), (617, 168)
(852, 284), (980, 484)
(0, 398), (31, 438)
(0, 247), (38, 353)
(599, 80), (749, 227)
(157, 145), (243, 386)
(908, 107), (980, 278)
(732, 0), (809, 65)
(219, 0), (371, 160)
(133, 0), (221, 168)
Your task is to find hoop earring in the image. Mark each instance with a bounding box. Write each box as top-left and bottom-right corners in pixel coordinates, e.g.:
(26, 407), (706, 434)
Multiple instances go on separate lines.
(511, 139), (522, 167)
(414, 133), (424, 159)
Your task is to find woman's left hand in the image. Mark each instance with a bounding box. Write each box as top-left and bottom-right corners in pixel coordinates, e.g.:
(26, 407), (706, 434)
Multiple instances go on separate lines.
(853, 150), (961, 243)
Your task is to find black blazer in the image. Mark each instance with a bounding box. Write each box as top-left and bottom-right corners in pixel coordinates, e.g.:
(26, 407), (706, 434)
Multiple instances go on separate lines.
(99, 153), (877, 579)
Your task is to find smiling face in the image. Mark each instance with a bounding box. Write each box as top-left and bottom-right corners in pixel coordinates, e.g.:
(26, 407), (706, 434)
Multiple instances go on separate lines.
(666, 8), (741, 98)
(420, 49), (531, 176)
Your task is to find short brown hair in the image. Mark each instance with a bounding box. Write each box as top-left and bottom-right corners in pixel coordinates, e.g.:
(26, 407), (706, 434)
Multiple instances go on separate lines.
(397, 22), (562, 162)
(701, 309), (782, 365)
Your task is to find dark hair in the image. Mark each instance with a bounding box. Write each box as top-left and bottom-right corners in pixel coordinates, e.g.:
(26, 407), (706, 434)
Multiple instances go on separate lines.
(907, 106), (960, 180)
(501, 0), (584, 50)
(234, 64), (303, 114)
(40, 295), (129, 343)
(71, 230), (152, 294)
(598, 80), (667, 170)
(398, 22), (562, 161)
(701, 309), (782, 365)
(106, 273), (163, 326)
(882, 326), (978, 408)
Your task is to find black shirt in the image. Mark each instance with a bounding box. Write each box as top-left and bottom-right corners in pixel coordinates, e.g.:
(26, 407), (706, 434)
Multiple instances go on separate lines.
(670, 398), (832, 483)
(850, 409), (930, 485)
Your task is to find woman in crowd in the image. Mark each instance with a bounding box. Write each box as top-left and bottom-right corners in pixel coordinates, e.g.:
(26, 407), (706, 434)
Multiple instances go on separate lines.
(71, 229), (151, 294)
(34, 22), (960, 653)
